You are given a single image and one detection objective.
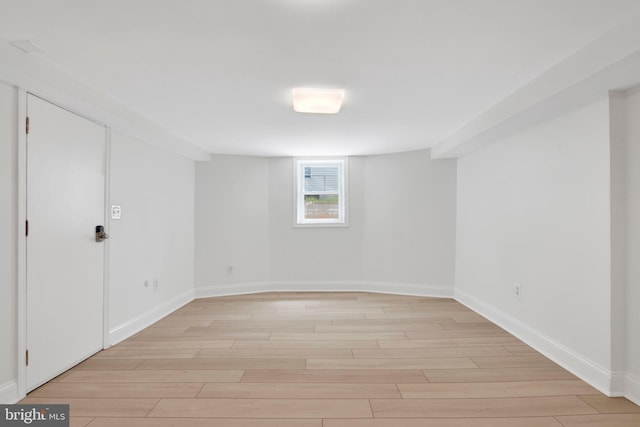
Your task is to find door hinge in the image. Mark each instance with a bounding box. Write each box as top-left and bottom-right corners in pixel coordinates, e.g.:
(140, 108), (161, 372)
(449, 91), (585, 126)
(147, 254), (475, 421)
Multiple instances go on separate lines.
(25, 350), (29, 366)
(25, 220), (29, 237)
(26, 116), (29, 135)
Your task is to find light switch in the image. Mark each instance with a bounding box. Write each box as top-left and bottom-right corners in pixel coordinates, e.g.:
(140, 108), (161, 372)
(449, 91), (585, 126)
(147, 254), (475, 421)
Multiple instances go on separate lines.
(111, 205), (122, 220)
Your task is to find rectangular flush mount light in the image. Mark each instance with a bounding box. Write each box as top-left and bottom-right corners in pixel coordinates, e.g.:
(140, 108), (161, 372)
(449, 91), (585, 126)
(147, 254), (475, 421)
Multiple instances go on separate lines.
(292, 87), (345, 114)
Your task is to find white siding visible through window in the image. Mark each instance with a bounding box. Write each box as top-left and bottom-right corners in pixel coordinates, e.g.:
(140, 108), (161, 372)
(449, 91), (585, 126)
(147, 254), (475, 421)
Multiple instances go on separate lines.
(304, 167), (339, 192)
(295, 159), (347, 226)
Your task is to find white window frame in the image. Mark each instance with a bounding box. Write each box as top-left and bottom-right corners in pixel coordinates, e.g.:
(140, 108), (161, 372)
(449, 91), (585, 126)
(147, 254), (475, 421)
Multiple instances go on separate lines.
(294, 157), (348, 227)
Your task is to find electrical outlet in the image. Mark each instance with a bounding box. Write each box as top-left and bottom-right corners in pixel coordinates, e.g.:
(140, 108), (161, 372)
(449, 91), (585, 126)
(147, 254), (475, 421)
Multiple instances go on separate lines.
(514, 283), (522, 299)
(153, 278), (159, 291)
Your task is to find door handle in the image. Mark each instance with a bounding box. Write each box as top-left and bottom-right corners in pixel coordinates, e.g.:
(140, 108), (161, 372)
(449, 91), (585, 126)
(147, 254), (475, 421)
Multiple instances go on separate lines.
(95, 225), (109, 242)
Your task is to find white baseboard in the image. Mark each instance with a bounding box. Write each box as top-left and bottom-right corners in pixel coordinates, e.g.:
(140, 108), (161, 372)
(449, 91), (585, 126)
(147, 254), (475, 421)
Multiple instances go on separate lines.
(108, 288), (194, 346)
(0, 379), (18, 404)
(454, 288), (617, 396)
(366, 281), (454, 298)
(195, 281), (454, 299)
(610, 372), (627, 397)
(270, 281), (365, 293)
(625, 373), (640, 406)
(194, 282), (271, 298)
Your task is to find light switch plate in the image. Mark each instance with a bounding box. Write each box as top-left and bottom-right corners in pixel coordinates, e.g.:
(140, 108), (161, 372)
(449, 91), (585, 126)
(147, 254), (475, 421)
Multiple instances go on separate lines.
(111, 205), (122, 220)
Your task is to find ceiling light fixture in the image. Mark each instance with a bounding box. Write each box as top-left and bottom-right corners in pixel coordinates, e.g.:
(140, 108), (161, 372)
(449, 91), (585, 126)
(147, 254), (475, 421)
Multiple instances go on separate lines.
(292, 87), (345, 114)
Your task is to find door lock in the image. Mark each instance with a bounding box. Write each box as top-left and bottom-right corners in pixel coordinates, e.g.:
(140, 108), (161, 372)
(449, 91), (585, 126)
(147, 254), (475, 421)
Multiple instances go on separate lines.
(95, 225), (109, 242)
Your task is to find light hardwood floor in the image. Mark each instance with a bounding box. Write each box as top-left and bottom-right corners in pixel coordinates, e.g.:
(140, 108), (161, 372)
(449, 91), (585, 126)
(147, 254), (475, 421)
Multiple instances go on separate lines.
(22, 292), (640, 426)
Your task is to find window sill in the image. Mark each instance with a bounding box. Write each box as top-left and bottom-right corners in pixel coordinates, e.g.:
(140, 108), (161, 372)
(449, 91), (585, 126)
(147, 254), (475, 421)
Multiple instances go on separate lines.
(293, 222), (349, 228)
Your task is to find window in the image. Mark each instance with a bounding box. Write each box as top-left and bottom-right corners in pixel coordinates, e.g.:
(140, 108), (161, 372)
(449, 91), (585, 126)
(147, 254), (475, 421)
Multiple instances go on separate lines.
(295, 158), (347, 226)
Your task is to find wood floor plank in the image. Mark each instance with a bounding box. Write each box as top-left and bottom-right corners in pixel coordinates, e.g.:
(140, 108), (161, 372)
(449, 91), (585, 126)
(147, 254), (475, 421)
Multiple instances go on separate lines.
(555, 414), (640, 426)
(70, 418), (94, 427)
(397, 380), (600, 398)
(148, 398), (372, 418)
(352, 346), (513, 358)
(20, 398), (158, 417)
(378, 336), (522, 348)
(72, 359), (144, 370)
(130, 334), (269, 342)
(370, 396), (598, 417)
(138, 358), (306, 370)
(165, 314), (253, 320)
(93, 349), (199, 359)
(451, 313), (491, 322)
(193, 325), (316, 332)
(148, 320), (213, 327)
(424, 367), (577, 382)
(324, 418), (563, 427)
(222, 300), (316, 307)
(240, 369), (428, 383)
(471, 355), (559, 368)
(251, 313), (366, 320)
(505, 345), (541, 355)
(232, 340), (380, 349)
(86, 419), (322, 427)
(196, 348), (354, 359)
(578, 395), (640, 413)
(410, 300), (465, 305)
(270, 332), (407, 341)
(366, 312), (474, 320)
(210, 319), (332, 327)
(135, 331), (271, 340)
(382, 306), (469, 313)
(314, 323), (444, 332)
(330, 318), (452, 326)
(439, 321), (504, 330)
(58, 369), (243, 383)
(111, 340), (234, 349)
(28, 382), (203, 398)
(405, 329), (512, 339)
(197, 382), (401, 398)
(306, 357), (477, 370)
(322, 298), (416, 305)
(195, 306), (279, 313)
(295, 306), (386, 313)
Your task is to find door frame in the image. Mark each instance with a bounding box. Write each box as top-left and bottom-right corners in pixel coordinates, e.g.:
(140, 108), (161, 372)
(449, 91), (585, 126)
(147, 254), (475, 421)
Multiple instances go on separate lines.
(16, 89), (112, 398)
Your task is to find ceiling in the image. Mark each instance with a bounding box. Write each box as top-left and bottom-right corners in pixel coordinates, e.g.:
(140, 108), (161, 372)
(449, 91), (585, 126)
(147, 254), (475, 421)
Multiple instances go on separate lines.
(1, 0), (640, 157)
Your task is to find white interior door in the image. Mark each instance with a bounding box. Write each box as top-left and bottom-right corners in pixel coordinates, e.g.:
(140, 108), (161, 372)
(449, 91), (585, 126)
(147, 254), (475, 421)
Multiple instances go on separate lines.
(26, 94), (106, 391)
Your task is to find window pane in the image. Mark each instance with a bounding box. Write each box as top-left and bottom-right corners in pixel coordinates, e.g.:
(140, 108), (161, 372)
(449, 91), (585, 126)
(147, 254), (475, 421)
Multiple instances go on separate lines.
(304, 194), (339, 219)
(296, 158), (346, 226)
(304, 166), (340, 193)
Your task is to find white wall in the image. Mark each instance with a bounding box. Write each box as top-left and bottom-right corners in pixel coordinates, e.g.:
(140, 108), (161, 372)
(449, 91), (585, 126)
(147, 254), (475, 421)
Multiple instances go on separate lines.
(108, 131), (195, 343)
(363, 150), (456, 291)
(194, 155), (366, 290)
(0, 81), (18, 401)
(456, 97), (614, 389)
(268, 157), (366, 285)
(194, 151), (456, 293)
(195, 155), (270, 291)
(624, 87), (640, 403)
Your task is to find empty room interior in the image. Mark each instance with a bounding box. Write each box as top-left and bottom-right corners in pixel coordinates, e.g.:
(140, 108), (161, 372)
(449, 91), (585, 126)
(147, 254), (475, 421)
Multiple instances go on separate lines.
(2, 1), (640, 426)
